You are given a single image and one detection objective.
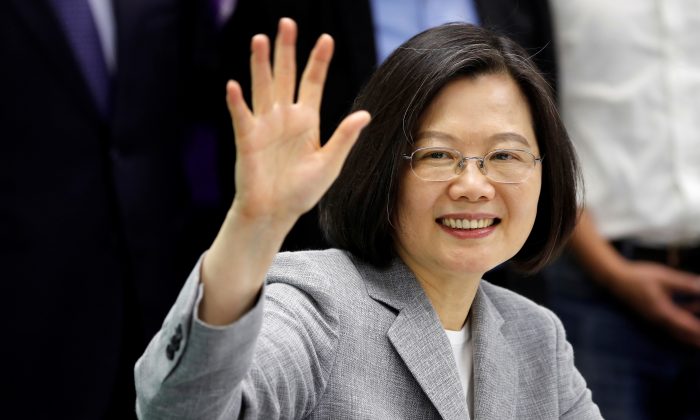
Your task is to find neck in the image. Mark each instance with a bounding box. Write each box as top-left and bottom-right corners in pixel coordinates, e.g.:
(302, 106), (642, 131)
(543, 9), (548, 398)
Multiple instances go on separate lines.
(408, 263), (481, 331)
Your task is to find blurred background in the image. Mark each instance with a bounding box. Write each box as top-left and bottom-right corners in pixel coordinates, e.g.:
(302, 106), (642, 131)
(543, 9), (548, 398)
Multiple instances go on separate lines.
(1, 1), (697, 419)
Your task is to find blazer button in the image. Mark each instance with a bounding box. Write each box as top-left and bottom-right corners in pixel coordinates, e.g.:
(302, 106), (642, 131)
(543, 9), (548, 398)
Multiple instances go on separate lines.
(173, 325), (183, 342)
(166, 343), (175, 360)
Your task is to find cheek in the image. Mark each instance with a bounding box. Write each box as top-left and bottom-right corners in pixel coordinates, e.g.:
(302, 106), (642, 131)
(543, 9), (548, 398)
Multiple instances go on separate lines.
(521, 183), (541, 232)
(393, 207), (423, 261)
(394, 194), (424, 240)
(394, 183), (439, 240)
(504, 179), (541, 229)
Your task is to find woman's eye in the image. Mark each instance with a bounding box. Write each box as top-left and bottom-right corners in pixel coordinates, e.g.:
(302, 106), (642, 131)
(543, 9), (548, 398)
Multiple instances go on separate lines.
(490, 151), (519, 161)
(422, 151), (452, 160)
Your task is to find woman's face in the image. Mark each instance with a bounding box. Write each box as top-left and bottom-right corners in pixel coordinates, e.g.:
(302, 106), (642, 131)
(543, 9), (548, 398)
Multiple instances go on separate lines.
(394, 73), (541, 279)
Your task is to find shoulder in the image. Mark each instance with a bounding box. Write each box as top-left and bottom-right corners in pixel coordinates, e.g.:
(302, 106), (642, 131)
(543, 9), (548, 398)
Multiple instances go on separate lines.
(479, 280), (561, 342)
(267, 249), (362, 291)
(480, 280), (556, 321)
(478, 284), (600, 417)
(269, 249), (358, 279)
(265, 249), (365, 314)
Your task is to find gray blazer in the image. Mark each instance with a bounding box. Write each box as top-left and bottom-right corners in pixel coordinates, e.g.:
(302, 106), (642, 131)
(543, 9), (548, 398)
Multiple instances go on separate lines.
(135, 249), (602, 419)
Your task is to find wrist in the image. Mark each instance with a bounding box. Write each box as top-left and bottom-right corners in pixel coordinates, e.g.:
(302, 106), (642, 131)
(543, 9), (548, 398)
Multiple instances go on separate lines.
(572, 243), (631, 289)
(228, 198), (299, 237)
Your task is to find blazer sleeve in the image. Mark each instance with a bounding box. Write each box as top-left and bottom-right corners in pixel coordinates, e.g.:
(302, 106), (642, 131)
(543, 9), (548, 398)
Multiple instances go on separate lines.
(134, 256), (340, 419)
(549, 310), (604, 419)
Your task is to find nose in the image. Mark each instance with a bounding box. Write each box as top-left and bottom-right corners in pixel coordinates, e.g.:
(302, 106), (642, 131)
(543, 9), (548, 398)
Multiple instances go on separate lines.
(457, 156), (487, 176)
(448, 159), (496, 202)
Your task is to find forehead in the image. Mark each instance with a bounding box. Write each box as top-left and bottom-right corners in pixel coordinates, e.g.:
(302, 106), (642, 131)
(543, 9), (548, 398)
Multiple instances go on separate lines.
(416, 73), (538, 152)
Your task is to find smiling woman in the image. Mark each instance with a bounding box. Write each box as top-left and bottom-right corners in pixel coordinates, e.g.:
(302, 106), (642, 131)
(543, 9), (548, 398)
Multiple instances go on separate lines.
(321, 25), (578, 275)
(390, 74), (544, 326)
(135, 19), (601, 420)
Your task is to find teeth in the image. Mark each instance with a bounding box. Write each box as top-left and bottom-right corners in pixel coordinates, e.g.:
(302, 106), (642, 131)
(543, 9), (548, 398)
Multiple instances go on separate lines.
(441, 218), (495, 230)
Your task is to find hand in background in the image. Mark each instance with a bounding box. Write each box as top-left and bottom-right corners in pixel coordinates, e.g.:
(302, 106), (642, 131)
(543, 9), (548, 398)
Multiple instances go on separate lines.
(571, 209), (700, 348)
(606, 260), (700, 348)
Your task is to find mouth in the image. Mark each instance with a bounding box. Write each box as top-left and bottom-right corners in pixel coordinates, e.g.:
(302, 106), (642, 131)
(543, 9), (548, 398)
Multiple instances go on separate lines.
(437, 217), (500, 230)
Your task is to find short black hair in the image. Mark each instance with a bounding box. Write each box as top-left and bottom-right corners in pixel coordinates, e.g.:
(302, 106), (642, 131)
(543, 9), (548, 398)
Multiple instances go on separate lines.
(319, 23), (580, 273)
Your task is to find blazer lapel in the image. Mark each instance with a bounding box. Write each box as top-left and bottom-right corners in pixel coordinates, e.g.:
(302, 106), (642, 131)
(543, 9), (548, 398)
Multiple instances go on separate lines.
(471, 286), (518, 420)
(357, 258), (469, 420)
(388, 300), (470, 420)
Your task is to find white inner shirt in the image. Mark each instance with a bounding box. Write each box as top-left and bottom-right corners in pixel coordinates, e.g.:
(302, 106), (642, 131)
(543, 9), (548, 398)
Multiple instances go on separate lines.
(445, 316), (474, 419)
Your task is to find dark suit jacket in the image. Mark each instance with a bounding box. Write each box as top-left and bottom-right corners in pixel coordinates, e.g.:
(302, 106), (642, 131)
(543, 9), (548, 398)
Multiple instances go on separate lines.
(0, 0), (219, 418)
(217, 0), (556, 251)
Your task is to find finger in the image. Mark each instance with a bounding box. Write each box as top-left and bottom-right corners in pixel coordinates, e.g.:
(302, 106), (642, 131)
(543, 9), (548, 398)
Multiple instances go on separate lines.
(661, 272), (700, 295)
(678, 300), (700, 314)
(250, 34), (273, 114)
(273, 18), (297, 104)
(658, 300), (700, 346)
(298, 34), (334, 110)
(671, 311), (700, 347)
(226, 80), (254, 138)
(321, 111), (371, 175)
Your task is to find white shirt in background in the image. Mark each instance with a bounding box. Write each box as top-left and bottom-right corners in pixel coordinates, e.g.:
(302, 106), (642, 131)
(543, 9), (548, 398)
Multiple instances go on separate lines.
(551, 0), (700, 246)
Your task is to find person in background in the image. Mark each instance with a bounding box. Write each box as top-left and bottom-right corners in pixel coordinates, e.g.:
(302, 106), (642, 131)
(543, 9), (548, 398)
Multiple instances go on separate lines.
(216, 0), (556, 253)
(135, 19), (601, 419)
(545, 1), (700, 419)
(0, 0), (227, 418)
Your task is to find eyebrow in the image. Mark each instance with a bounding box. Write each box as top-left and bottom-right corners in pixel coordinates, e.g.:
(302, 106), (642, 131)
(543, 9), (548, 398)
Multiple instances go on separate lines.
(415, 130), (533, 148)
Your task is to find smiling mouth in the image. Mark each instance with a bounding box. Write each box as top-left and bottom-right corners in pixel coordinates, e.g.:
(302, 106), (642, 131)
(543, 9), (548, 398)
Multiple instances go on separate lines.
(438, 217), (499, 230)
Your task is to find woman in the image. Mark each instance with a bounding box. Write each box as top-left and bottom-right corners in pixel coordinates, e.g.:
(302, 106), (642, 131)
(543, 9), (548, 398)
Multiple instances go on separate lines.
(135, 18), (601, 419)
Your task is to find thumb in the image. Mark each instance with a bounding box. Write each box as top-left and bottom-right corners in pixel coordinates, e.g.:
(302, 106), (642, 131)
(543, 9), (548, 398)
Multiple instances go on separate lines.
(321, 110), (371, 175)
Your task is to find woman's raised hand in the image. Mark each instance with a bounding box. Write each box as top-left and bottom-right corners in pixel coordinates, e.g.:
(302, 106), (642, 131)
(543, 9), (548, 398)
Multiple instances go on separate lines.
(200, 19), (370, 325)
(226, 18), (371, 229)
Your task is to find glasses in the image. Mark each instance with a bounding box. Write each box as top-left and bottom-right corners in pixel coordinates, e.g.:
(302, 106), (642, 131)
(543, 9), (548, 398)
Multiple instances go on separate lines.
(403, 147), (543, 183)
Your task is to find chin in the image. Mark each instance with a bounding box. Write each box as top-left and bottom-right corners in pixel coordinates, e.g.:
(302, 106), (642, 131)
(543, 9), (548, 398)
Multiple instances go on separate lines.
(441, 255), (498, 276)
(443, 246), (518, 276)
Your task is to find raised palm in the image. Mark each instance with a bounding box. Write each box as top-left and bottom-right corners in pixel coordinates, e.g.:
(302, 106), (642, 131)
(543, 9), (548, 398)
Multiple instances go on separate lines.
(226, 19), (370, 226)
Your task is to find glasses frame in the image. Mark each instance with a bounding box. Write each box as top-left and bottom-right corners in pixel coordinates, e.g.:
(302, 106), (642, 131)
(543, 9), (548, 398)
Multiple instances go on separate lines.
(402, 146), (544, 184)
